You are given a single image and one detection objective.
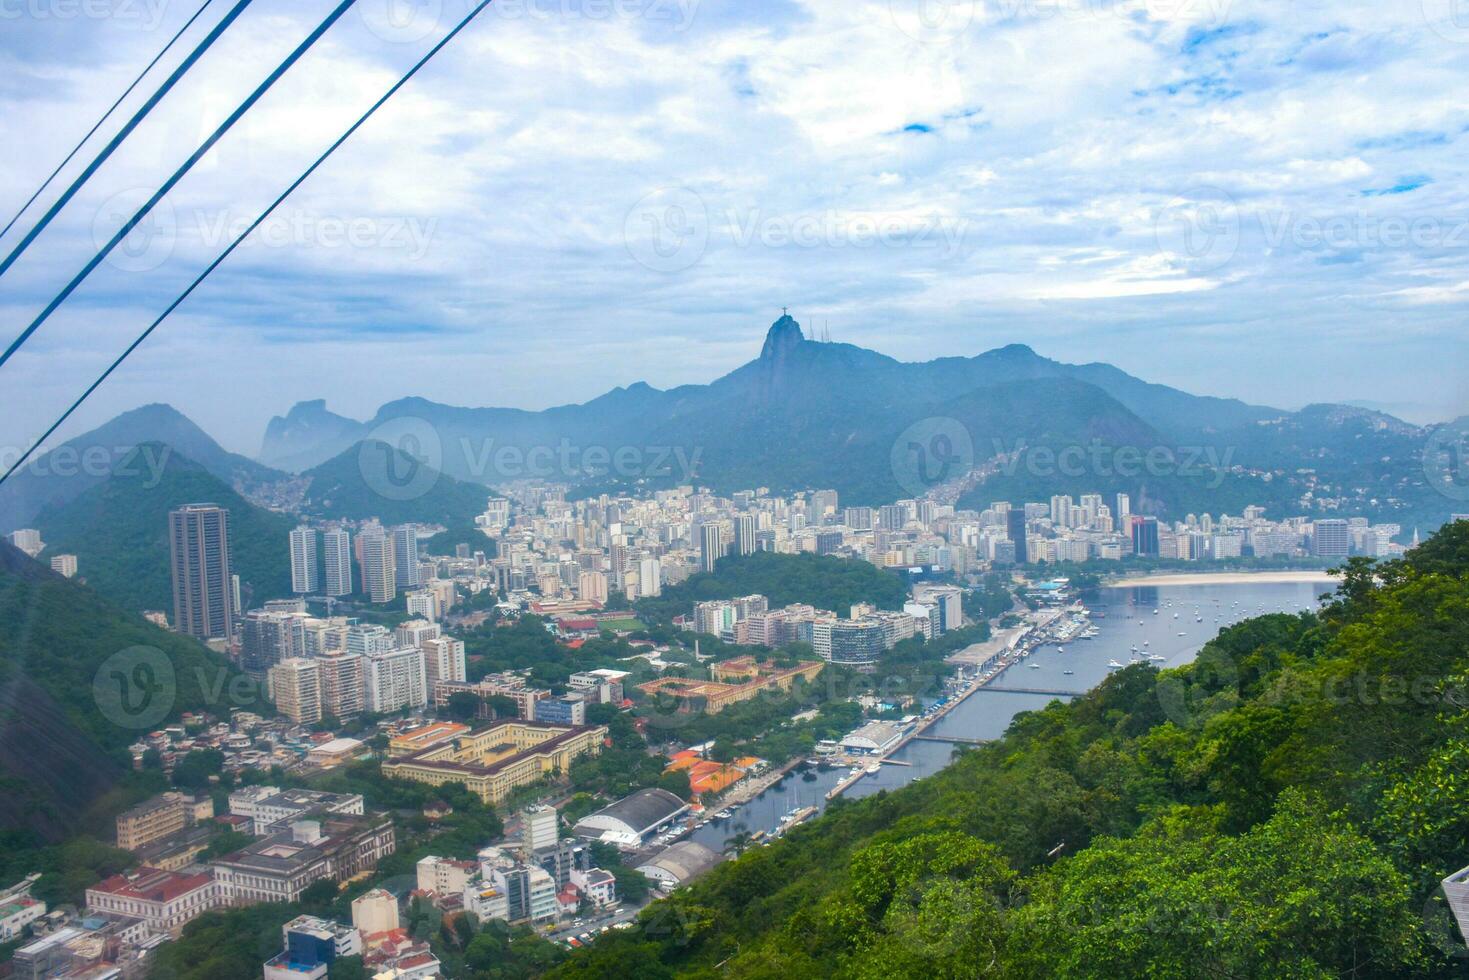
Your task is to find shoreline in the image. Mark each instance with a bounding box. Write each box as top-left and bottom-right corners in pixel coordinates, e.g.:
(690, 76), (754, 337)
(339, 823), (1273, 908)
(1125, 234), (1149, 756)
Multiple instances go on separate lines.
(1103, 570), (1336, 588)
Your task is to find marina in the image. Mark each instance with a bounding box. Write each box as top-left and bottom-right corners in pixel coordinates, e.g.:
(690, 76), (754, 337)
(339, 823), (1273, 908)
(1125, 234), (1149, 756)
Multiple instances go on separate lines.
(688, 576), (1328, 851)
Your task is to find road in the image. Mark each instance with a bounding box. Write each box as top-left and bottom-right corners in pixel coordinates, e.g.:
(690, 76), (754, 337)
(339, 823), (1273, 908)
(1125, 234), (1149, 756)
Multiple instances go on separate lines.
(544, 901), (647, 946)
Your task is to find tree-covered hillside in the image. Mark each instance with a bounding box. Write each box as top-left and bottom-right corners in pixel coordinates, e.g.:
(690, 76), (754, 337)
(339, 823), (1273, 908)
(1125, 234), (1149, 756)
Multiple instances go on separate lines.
(552, 521), (1469, 978)
(35, 444), (294, 614)
(636, 552), (909, 624)
(0, 541), (241, 842)
(300, 440), (490, 527)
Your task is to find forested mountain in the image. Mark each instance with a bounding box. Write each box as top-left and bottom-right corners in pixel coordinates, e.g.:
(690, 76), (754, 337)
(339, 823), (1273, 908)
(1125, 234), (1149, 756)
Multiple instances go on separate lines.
(635, 553), (910, 625)
(0, 541), (240, 839)
(0, 403), (288, 532)
(550, 521), (1469, 978)
(255, 315), (1454, 529)
(299, 440), (491, 527)
(35, 445), (294, 613)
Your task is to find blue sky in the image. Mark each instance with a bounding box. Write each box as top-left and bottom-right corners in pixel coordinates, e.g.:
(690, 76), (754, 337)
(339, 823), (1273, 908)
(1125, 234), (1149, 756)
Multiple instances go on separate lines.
(1, 0), (1467, 455)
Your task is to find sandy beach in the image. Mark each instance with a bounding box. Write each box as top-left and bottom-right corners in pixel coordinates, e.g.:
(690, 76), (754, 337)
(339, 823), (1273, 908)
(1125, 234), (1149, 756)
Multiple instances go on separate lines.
(1104, 570), (1337, 588)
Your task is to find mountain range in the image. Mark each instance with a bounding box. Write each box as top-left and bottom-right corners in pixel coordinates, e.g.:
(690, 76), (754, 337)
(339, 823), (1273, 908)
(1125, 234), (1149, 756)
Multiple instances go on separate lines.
(1, 315), (1459, 548)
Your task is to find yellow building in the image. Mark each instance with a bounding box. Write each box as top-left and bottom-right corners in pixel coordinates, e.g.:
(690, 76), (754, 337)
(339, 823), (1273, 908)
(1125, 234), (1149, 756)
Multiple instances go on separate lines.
(382, 721), (606, 804)
(116, 795), (187, 851)
(638, 657), (824, 715)
(387, 721), (471, 758)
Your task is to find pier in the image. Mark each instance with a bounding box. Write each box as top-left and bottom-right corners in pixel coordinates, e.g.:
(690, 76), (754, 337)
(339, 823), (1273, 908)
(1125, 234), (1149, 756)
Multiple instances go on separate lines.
(909, 734), (991, 745)
(981, 686), (1083, 697)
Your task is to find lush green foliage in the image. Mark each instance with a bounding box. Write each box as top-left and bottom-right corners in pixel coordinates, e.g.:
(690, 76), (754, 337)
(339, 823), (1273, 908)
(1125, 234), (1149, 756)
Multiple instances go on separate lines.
(0, 543), (242, 843)
(549, 523), (1469, 977)
(36, 444), (293, 612)
(636, 553), (908, 624)
(301, 441), (490, 527)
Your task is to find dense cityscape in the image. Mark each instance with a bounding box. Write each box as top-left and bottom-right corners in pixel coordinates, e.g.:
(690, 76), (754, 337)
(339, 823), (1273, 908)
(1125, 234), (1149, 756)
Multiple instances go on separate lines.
(0, 475), (1453, 977)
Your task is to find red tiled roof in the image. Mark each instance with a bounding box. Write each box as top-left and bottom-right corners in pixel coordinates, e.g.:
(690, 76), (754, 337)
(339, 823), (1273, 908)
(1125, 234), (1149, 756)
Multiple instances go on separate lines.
(90, 867), (213, 902)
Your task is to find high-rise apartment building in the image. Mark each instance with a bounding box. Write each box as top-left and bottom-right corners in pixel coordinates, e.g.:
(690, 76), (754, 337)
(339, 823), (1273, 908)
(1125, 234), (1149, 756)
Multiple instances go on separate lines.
(423, 637), (467, 685)
(392, 525), (420, 590)
(322, 527), (353, 597)
(1005, 508), (1028, 564)
(1131, 516), (1161, 557)
(168, 504), (235, 640)
(318, 653), (365, 720)
(270, 658), (323, 724)
(240, 609), (306, 677)
(732, 514), (756, 556)
(1313, 519), (1351, 557)
(637, 557), (661, 598)
(359, 526), (396, 604)
(699, 523), (724, 574)
(363, 647), (428, 713)
(289, 526), (319, 595)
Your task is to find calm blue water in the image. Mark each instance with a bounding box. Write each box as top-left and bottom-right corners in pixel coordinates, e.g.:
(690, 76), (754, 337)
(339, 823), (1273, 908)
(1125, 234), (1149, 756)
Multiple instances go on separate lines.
(691, 577), (1331, 849)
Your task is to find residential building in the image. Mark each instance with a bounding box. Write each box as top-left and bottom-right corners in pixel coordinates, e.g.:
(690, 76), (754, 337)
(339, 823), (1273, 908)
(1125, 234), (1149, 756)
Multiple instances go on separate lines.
(363, 647), (428, 714)
(270, 658), (323, 725)
(48, 554), (77, 578)
(290, 526), (319, 595)
(423, 636), (467, 685)
(359, 525), (396, 603)
(116, 794), (189, 851)
(168, 503), (235, 640)
(698, 522), (723, 574)
(393, 525), (420, 591)
(322, 527), (353, 597)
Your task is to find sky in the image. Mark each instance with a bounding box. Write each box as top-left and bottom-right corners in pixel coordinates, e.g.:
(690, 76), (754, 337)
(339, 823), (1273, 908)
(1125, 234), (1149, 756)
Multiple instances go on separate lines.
(1, 0), (1467, 457)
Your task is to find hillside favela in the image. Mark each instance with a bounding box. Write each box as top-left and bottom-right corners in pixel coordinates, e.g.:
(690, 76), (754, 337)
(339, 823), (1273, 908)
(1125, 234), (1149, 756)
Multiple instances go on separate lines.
(2, 3), (1469, 980)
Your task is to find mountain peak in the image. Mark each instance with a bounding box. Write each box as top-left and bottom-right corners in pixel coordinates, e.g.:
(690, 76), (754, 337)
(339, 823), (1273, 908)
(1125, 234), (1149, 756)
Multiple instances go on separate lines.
(761, 314), (804, 360)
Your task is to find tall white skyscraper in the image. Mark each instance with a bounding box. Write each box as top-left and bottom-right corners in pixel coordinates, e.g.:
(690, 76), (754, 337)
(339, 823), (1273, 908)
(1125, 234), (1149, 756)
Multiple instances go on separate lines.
(424, 636), (467, 685)
(699, 522), (724, 574)
(360, 526), (397, 604)
(322, 527), (353, 597)
(733, 514), (756, 556)
(638, 557), (662, 597)
(363, 647), (428, 713)
(289, 526), (319, 595)
(392, 525), (420, 590)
